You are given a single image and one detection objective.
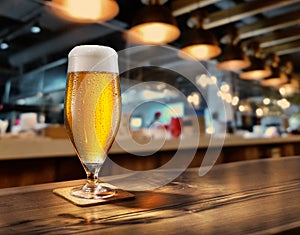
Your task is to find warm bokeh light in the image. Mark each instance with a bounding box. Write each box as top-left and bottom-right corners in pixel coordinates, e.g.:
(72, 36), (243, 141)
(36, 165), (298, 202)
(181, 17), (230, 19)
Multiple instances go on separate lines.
(263, 98), (271, 105)
(220, 83), (230, 93)
(51, 0), (119, 23)
(279, 82), (299, 97)
(206, 126), (215, 134)
(260, 77), (287, 87)
(239, 54), (271, 80)
(196, 74), (218, 88)
(239, 69), (271, 81)
(211, 76), (218, 84)
(256, 108), (264, 117)
(224, 93), (232, 103)
(196, 74), (208, 88)
(277, 98), (290, 109)
(231, 96), (239, 106)
(238, 105), (245, 112)
(238, 103), (252, 113)
(180, 44), (221, 61)
(216, 60), (250, 71)
(127, 22), (180, 45)
(187, 92), (201, 108)
(216, 43), (250, 72)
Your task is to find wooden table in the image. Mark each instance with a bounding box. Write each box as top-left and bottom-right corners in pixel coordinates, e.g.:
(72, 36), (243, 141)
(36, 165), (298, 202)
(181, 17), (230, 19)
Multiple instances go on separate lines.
(0, 156), (299, 234)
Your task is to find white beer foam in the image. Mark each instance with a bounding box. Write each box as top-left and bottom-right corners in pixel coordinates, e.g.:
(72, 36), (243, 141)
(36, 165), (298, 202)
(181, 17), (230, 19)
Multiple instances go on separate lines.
(68, 45), (118, 73)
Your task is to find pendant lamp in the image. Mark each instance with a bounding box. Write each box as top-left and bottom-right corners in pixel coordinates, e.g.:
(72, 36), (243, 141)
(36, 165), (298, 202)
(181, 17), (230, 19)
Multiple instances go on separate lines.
(50, 0), (119, 23)
(179, 12), (221, 61)
(216, 29), (250, 71)
(260, 53), (287, 87)
(239, 41), (271, 80)
(278, 61), (299, 97)
(126, 0), (180, 45)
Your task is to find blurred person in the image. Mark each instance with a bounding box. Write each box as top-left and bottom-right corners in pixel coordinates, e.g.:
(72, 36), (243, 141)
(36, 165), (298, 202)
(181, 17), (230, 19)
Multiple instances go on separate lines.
(148, 111), (162, 129)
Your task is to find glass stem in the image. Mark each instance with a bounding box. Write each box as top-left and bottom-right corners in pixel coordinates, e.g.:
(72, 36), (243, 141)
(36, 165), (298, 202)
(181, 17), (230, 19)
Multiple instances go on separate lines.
(84, 169), (101, 192)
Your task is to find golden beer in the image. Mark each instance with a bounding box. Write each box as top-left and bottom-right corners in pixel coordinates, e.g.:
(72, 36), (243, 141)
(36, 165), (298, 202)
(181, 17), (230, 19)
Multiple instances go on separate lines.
(65, 71), (121, 165)
(64, 45), (120, 199)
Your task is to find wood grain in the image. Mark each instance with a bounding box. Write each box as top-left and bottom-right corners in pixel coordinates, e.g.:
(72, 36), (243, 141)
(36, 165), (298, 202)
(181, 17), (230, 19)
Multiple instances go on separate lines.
(0, 156), (299, 234)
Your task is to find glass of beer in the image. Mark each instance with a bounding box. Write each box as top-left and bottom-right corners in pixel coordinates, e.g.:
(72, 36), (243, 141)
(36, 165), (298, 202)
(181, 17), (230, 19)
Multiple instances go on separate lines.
(64, 45), (121, 199)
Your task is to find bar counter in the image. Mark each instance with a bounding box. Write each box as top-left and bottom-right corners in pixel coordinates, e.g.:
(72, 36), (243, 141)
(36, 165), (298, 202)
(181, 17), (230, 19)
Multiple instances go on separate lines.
(0, 156), (299, 234)
(1, 134), (300, 160)
(1, 134), (300, 188)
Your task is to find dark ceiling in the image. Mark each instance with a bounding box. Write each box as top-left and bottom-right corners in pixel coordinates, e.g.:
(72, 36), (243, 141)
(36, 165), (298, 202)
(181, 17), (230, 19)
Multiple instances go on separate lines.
(0, 0), (300, 103)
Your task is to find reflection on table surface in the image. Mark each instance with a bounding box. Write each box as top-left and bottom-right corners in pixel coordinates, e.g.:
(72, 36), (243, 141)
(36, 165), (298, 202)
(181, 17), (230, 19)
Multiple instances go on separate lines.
(0, 156), (299, 234)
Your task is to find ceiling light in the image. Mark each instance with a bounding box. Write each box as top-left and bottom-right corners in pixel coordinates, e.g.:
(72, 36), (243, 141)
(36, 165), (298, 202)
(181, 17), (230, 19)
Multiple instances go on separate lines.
(179, 12), (221, 61)
(260, 67), (287, 87)
(50, 0), (119, 23)
(216, 29), (250, 71)
(31, 24), (41, 34)
(239, 57), (271, 80)
(239, 41), (271, 80)
(216, 44), (250, 71)
(278, 61), (299, 97)
(126, 1), (180, 45)
(0, 41), (9, 50)
(260, 53), (287, 87)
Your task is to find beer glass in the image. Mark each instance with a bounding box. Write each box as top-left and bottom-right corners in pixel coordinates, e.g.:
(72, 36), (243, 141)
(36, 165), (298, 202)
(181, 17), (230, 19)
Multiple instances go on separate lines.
(64, 45), (121, 199)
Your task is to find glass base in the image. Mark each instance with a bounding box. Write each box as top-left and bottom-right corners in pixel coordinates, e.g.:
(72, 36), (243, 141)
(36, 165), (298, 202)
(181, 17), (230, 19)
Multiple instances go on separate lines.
(70, 182), (116, 199)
